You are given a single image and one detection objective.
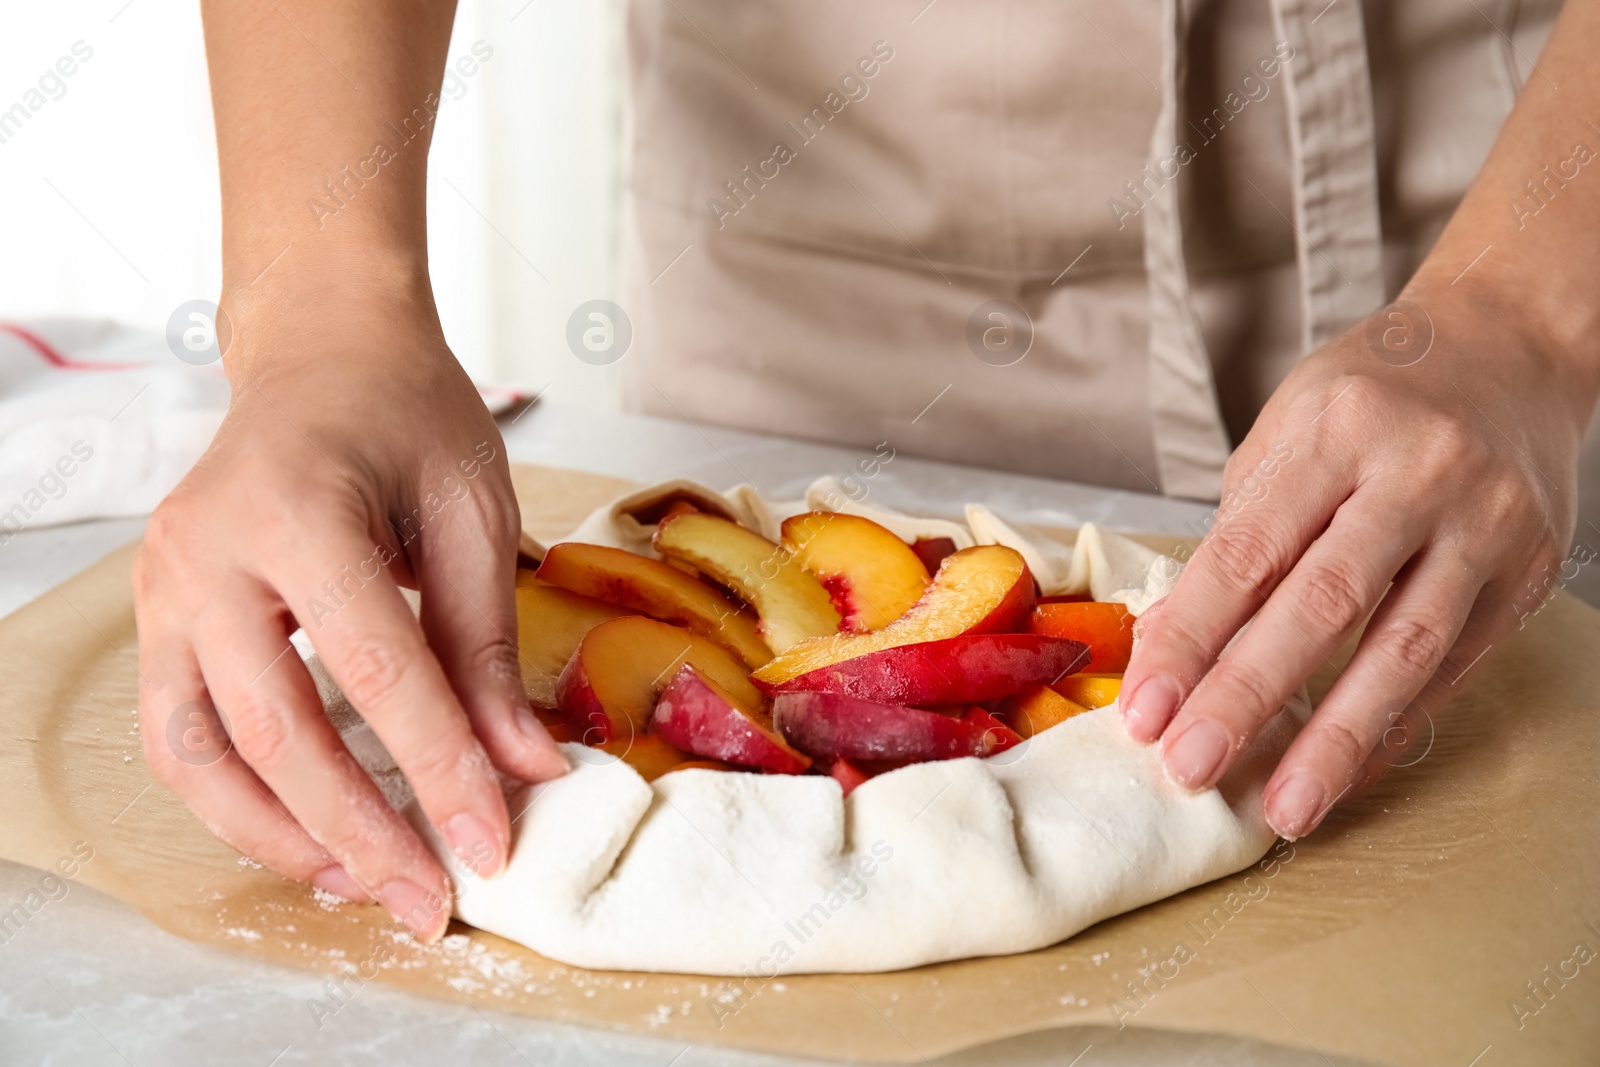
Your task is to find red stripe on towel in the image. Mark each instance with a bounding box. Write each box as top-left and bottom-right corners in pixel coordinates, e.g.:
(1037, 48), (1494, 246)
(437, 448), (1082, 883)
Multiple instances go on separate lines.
(0, 322), (151, 371)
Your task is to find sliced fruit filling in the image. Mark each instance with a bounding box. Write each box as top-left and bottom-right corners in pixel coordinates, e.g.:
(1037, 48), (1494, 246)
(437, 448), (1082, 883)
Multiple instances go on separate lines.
(513, 509), (1130, 786)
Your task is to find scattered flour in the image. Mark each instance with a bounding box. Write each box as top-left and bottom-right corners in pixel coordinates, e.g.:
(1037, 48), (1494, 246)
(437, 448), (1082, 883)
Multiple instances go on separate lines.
(311, 887), (347, 910)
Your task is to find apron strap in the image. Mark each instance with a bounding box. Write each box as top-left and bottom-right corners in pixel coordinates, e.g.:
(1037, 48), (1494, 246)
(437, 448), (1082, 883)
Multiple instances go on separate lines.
(1143, 0), (1385, 499)
(1268, 0), (1386, 350)
(1143, 0), (1233, 501)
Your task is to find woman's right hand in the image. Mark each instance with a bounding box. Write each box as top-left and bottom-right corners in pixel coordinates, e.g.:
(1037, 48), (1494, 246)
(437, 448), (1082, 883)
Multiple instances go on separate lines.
(134, 274), (566, 941)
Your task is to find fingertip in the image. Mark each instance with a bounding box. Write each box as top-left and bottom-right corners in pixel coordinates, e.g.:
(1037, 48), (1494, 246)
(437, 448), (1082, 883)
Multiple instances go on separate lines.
(1264, 771), (1329, 840)
(511, 704), (571, 781)
(1122, 674), (1180, 743)
(1161, 719), (1230, 791)
(378, 878), (453, 944)
(310, 864), (371, 904)
(445, 811), (508, 880)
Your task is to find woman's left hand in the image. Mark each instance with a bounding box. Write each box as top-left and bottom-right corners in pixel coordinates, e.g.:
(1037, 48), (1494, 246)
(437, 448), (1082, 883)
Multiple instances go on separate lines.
(1120, 282), (1596, 839)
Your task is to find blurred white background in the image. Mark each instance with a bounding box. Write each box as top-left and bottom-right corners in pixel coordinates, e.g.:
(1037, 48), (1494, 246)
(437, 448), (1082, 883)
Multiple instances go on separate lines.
(0, 0), (628, 410)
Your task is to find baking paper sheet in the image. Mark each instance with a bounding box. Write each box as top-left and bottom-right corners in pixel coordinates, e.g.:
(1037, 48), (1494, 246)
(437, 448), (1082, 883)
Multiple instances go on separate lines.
(1, 463), (1596, 1064)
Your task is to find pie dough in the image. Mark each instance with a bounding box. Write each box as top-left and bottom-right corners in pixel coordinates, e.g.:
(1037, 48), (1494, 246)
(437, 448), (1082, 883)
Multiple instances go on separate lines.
(323, 478), (1300, 975)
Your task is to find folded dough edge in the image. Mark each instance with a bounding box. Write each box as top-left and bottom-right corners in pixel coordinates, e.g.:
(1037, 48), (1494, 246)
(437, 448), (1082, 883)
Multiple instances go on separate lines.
(329, 478), (1294, 975)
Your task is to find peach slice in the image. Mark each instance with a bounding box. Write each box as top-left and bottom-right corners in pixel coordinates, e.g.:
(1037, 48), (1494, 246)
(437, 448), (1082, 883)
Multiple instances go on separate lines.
(1029, 601), (1135, 673)
(998, 685), (1091, 739)
(664, 758), (739, 774)
(910, 537), (958, 575)
(827, 757), (873, 797)
(751, 545), (1036, 689)
(652, 664), (811, 774)
(655, 501), (706, 578)
(593, 734), (689, 781)
(653, 512), (841, 653)
(655, 499), (701, 523)
(761, 634), (1089, 705)
(964, 706), (1024, 756)
(773, 693), (1022, 762)
(779, 512), (930, 632)
(514, 582), (634, 709)
(1052, 672), (1123, 709)
(535, 541), (772, 669)
(556, 615), (762, 745)
(822, 757), (910, 797)
(529, 704), (571, 742)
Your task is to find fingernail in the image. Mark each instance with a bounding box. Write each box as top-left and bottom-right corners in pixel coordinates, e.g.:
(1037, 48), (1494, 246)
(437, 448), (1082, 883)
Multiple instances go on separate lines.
(1123, 675), (1180, 741)
(1164, 720), (1230, 790)
(1267, 773), (1327, 840)
(310, 864), (369, 903)
(378, 879), (448, 942)
(446, 812), (504, 878)
(517, 705), (572, 778)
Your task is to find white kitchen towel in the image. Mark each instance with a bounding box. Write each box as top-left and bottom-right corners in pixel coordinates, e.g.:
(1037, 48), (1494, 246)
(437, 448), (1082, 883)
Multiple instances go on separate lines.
(0, 318), (228, 541)
(0, 317), (533, 542)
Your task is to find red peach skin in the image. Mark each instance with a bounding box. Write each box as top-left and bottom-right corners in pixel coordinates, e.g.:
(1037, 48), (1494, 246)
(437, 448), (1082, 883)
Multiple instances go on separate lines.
(773, 692), (1021, 762)
(652, 664), (812, 774)
(758, 633), (1089, 705)
(556, 616), (759, 746)
(909, 537), (958, 575)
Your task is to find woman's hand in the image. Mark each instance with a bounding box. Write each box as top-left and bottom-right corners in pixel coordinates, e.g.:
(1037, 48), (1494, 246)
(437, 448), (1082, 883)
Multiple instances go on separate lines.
(1121, 0), (1600, 839)
(134, 277), (565, 940)
(1121, 282), (1595, 839)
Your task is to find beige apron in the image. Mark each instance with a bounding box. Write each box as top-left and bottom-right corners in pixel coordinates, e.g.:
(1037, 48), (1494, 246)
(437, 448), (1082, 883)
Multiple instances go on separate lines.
(618, 0), (1589, 526)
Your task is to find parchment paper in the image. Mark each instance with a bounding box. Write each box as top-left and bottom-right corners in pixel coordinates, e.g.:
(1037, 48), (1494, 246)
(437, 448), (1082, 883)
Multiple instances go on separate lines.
(1, 463), (1597, 1065)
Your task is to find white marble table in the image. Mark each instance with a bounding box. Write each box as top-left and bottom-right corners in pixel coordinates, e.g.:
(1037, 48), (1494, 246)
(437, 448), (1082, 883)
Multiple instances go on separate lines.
(0, 403), (1362, 1067)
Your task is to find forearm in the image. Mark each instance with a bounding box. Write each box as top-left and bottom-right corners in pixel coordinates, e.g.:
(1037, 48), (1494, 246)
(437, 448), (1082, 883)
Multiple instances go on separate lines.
(1406, 0), (1600, 411)
(201, 0), (457, 338)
